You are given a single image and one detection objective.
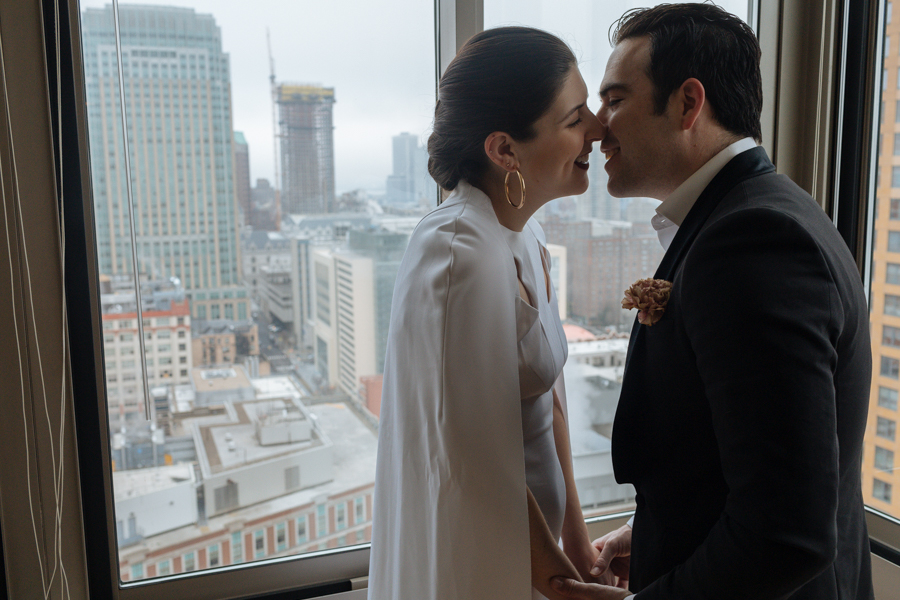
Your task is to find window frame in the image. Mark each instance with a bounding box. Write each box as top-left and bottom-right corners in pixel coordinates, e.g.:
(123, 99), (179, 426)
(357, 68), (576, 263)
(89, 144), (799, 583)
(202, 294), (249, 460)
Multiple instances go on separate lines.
(2, 0), (896, 600)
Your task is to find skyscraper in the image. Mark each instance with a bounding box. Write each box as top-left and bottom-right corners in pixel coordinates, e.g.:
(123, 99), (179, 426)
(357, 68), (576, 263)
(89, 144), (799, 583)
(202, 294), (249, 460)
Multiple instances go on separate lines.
(234, 131), (252, 227)
(81, 5), (249, 321)
(385, 132), (435, 206)
(278, 84), (336, 215)
(866, 11), (900, 515)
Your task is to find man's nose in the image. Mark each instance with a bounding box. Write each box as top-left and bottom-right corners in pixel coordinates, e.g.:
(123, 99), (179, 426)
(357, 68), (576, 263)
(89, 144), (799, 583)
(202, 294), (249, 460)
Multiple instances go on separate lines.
(596, 105), (609, 127)
(584, 111), (606, 141)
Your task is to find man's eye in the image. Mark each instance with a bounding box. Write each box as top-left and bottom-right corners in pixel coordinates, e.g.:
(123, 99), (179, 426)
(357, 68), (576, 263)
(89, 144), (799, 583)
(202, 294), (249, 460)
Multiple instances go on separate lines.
(608, 98), (622, 106)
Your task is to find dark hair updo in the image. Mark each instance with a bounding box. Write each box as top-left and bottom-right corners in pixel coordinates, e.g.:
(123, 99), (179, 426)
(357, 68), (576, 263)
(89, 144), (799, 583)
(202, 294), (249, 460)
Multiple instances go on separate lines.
(428, 26), (577, 191)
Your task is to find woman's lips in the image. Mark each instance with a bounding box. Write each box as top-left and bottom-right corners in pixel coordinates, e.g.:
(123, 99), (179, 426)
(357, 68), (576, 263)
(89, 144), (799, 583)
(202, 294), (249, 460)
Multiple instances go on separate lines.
(575, 152), (590, 170)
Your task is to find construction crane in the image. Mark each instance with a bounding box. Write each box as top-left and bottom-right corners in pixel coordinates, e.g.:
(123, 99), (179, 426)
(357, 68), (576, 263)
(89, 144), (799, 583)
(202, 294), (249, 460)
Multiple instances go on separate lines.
(266, 28), (282, 229)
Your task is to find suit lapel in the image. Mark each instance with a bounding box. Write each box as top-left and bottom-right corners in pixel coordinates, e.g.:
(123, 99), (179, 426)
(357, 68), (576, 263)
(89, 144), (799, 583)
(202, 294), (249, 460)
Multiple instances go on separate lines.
(621, 146), (776, 374)
(654, 146), (775, 282)
(613, 147), (776, 483)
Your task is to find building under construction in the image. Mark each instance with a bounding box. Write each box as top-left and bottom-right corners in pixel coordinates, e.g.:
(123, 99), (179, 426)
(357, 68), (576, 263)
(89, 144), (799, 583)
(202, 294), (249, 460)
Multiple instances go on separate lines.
(277, 84), (336, 215)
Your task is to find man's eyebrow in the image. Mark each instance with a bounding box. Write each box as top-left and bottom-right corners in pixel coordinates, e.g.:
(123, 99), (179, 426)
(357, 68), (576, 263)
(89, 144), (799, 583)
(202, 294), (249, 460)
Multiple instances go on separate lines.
(557, 103), (585, 124)
(599, 83), (630, 98)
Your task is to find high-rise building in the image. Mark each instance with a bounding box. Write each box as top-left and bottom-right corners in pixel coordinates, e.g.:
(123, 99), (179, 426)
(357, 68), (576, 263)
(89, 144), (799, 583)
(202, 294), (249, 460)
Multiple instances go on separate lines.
(865, 13), (900, 514)
(311, 228), (408, 397)
(278, 84), (336, 215)
(234, 132), (252, 226)
(576, 160), (620, 222)
(81, 5), (249, 321)
(385, 132), (434, 205)
(250, 178), (280, 231)
(542, 219), (664, 327)
(100, 276), (193, 428)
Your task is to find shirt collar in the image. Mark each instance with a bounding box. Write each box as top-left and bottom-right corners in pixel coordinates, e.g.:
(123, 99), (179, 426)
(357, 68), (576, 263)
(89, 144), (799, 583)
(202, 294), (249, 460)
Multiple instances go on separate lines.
(655, 137), (757, 226)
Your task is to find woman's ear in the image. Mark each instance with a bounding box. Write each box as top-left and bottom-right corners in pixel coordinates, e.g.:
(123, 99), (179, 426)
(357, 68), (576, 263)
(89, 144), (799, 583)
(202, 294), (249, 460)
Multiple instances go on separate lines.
(484, 132), (517, 172)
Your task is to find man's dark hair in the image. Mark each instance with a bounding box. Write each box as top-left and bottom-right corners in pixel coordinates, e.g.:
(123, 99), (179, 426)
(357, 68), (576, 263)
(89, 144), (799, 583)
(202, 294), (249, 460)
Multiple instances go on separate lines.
(428, 27), (577, 191)
(612, 3), (762, 142)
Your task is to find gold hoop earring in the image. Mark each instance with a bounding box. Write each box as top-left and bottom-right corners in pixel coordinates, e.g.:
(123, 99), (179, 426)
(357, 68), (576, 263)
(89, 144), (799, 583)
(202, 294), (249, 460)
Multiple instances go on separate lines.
(504, 169), (526, 209)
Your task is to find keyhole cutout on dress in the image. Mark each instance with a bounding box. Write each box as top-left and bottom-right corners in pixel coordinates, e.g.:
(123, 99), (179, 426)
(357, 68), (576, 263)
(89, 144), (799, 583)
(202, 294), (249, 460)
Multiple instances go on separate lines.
(518, 278), (534, 307)
(518, 270), (551, 308)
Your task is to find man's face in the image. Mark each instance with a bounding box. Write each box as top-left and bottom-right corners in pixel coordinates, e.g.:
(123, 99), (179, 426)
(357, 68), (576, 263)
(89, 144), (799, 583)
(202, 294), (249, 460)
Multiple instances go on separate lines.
(597, 36), (681, 199)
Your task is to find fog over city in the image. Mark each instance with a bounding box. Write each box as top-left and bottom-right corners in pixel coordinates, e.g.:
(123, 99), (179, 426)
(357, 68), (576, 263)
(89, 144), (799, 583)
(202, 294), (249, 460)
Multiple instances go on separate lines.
(80, 0), (748, 194)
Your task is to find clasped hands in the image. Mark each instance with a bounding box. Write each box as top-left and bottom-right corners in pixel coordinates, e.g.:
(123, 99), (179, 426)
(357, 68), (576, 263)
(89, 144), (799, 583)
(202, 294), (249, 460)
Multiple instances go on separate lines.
(555, 524), (633, 600)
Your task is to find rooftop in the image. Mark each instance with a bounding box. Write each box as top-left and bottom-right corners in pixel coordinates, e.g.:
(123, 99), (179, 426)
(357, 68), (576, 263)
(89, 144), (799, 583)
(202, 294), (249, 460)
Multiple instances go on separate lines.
(189, 367), (252, 393)
(113, 464), (195, 502)
(567, 337), (630, 357)
(195, 397), (323, 475)
(121, 401), (377, 556)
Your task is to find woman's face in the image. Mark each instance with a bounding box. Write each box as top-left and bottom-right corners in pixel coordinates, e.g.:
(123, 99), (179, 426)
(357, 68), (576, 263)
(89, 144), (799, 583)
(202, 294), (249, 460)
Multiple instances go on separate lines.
(514, 67), (604, 202)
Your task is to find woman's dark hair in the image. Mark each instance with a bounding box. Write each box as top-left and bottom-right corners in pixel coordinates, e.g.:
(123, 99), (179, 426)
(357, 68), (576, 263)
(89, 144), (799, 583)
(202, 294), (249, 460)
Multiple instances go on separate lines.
(612, 3), (762, 142)
(428, 27), (577, 191)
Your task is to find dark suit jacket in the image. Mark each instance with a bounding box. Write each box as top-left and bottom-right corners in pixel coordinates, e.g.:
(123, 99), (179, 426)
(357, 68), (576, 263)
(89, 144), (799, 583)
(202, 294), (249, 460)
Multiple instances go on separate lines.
(613, 147), (874, 600)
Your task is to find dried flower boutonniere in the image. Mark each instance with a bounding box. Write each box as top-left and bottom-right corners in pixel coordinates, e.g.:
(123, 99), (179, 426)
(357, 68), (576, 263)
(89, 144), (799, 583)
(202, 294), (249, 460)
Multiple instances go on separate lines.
(622, 278), (673, 326)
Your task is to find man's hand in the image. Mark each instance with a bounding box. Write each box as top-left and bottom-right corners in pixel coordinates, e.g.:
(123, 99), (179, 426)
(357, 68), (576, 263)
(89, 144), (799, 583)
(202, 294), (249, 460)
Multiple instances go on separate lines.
(550, 577), (632, 599)
(590, 524), (632, 589)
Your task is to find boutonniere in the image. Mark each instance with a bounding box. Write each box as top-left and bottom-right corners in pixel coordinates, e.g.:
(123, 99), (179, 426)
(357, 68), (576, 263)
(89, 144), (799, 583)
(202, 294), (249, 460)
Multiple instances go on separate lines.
(622, 278), (673, 326)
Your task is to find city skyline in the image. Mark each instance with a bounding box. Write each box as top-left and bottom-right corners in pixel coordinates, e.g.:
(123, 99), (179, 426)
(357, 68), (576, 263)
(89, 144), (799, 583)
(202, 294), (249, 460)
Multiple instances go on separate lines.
(82, 4), (251, 322)
(79, 0), (749, 196)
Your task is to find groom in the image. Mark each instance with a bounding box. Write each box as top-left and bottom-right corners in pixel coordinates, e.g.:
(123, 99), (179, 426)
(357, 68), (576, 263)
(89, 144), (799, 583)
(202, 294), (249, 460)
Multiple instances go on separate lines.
(551, 4), (874, 600)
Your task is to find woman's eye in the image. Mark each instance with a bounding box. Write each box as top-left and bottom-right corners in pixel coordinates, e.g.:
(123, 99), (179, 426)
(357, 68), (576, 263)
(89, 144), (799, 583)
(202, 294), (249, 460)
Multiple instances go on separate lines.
(567, 117), (583, 128)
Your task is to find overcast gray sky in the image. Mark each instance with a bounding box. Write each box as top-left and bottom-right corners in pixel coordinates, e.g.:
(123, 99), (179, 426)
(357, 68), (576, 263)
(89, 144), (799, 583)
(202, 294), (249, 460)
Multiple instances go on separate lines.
(80, 1), (749, 194)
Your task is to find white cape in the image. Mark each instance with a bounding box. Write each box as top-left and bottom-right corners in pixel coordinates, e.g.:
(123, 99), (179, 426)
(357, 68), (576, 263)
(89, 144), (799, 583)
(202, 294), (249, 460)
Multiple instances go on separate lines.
(368, 182), (533, 599)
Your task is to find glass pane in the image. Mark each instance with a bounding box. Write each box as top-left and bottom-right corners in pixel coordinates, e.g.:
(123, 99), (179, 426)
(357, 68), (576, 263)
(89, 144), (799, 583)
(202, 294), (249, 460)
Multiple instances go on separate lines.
(483, 0), (752, 518)
(869, 0), (900, 518)
(79, 0), (434, 582)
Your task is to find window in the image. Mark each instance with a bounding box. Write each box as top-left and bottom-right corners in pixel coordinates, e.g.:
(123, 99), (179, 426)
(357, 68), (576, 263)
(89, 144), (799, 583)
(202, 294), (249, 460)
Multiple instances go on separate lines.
(131, 563), (143, 581)
(889, 232), (900, 252)
(878, 416), (897, 442)
(254, 530), (265, 559)
(296, 516), (307, 544)
(882, 356), (900, 379)
(355, 496), (365, 523)
(276, 522), (287, 552)
(888, 263), (900, 284)
(881, 386), (899, 410)
(39, 0), (767, 598)
(886, 294), (900, 316)
(317, 504), (327, 538)
(875, 479), (893, 503)
(885, 325), (900, 348)
(875, 446), (895, 472)
(231, 531), (243, 564)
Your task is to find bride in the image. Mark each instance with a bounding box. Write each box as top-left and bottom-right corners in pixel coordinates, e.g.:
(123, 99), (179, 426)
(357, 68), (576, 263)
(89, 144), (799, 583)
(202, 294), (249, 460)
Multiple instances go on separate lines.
(368, 26), (608, 600)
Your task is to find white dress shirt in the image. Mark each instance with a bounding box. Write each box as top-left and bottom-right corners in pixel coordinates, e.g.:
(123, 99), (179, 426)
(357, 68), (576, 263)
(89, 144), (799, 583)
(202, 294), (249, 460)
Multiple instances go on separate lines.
(651, 137), (757, 251)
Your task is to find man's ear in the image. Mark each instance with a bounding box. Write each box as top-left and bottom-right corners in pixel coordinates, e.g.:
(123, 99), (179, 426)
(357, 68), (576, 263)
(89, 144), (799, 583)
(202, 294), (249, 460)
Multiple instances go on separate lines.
(676, 78), (706, 132)
(484, 132), (518, 172)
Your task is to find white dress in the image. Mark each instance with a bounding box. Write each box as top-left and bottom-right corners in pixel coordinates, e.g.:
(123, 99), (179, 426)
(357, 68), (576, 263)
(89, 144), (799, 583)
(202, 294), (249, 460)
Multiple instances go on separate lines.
(368, 181), (569, 600)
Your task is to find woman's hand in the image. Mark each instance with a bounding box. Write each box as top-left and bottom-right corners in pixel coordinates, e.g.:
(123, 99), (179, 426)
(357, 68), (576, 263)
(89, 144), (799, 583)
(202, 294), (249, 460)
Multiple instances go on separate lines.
(589, 524), (632, 589)
(562, 537), (598, 582)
